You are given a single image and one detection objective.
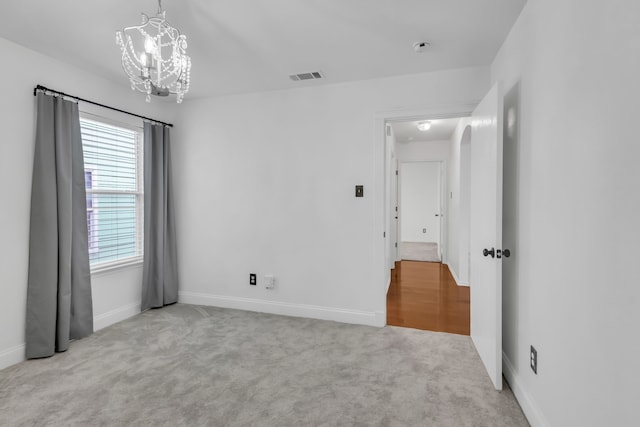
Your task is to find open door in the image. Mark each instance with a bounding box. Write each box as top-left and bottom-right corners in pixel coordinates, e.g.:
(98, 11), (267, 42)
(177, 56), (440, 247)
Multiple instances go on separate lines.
(470, 82), (504, 390)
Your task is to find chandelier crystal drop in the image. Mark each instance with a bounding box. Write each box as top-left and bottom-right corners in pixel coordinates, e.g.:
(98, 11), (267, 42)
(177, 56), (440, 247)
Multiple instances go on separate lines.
(116, 0), (191, 103)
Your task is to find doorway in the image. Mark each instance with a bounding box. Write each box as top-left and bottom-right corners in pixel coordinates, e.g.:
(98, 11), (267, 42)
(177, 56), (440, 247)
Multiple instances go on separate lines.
(399, 161), (442, 262)
(384, 114), (471, 333)
(380, 85), (507, 391)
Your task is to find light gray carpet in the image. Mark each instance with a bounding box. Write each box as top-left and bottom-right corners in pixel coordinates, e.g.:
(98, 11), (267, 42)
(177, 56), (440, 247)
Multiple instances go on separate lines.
(401, 241), (441, 262)
(0, 304), (528, 426)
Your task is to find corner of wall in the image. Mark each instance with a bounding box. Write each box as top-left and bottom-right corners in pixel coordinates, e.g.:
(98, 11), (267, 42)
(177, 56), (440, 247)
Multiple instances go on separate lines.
(503, 353), (550, 427)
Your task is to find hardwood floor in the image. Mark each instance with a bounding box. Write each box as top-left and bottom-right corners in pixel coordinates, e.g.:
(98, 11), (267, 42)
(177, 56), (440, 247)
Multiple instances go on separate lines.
(386, 261), (470, 335)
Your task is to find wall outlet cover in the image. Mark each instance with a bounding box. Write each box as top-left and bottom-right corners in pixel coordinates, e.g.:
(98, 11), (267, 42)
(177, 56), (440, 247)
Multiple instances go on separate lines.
(264, 275), (275, 289)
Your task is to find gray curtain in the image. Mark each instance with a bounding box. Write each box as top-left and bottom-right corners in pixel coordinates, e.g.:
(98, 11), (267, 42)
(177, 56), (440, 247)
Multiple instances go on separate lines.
(141, 122), (179, 310)
(26, 93), (93, 359)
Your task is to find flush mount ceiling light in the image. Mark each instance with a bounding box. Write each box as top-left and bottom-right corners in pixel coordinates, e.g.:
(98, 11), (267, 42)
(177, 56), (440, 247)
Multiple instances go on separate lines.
(417, 121), (432, 131)
(116, 0), (191, 103)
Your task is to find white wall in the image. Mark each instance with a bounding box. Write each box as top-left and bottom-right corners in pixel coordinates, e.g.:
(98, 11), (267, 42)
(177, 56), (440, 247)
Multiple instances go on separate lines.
(395, 139), (450, 162)
(491, 1), (640, 426)
(399, 162), (441, 243)
(458, 128), (471, 284)
(173, 67), (489, 326)
(0, 37), (176, 369)
(447, 120), (472, 285)
(384, 125), (398, 272)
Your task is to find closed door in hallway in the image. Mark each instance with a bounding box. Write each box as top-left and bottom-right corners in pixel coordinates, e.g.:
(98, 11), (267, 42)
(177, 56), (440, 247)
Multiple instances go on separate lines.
(399, 161), (442, 247)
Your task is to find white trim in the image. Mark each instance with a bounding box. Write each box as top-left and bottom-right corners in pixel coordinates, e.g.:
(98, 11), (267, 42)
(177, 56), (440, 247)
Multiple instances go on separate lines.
(445, 263), (469, 287)
(503, 352), (550, 427)
(93, 302), (140, 331)
(179, 292), (386, 327)
(0, 303), (140, 371)
(375, 103), (478, 122)
(91, 258), (143, 275)
(0, 344), (25, 370)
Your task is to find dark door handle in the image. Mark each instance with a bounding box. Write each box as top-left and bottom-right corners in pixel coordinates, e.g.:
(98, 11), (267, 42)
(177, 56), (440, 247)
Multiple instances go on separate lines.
(483, 248), (495, 258)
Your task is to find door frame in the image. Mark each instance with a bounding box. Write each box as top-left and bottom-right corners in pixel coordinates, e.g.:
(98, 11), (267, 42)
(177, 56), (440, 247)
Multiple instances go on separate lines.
(375, 102), (477, 321)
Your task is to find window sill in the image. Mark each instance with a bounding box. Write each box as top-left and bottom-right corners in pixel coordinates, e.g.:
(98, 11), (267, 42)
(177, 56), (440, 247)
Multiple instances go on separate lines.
(90, 258), (143, 276)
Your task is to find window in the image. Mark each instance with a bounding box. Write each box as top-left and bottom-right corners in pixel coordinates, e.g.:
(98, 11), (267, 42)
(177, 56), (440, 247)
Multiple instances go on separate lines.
(80, 117), (143, 269)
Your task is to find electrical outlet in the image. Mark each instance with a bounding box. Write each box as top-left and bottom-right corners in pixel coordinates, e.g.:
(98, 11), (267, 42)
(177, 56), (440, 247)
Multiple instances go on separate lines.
(530, 345), (538, 374)
(249, 274), (257, 286)
(264, 275), (275, 290)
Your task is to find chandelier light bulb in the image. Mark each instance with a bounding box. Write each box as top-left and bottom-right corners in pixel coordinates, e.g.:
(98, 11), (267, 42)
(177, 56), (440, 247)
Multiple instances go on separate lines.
(144, 36), (155, 54)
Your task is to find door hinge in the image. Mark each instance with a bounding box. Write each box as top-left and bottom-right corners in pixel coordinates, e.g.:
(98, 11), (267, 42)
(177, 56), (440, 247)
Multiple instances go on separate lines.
(383, 231), (386, 238)
(395, 170), (398, 175)
(395, 242), (397, 248)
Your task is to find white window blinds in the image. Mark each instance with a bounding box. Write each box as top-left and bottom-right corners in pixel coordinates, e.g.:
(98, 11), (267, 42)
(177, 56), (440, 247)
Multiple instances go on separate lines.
(80, 117), (143, 268)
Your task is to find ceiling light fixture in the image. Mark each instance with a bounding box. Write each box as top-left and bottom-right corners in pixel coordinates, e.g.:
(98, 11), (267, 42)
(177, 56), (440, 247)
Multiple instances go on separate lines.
(417, 121), (431, 131)
(116, 0), (191, 103)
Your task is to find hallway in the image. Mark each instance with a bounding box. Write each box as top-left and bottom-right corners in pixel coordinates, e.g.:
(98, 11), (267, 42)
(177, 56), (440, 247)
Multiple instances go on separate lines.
(387, 261), (470, 335)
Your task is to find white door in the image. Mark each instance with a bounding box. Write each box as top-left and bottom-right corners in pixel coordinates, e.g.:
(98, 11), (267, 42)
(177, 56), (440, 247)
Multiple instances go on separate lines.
(400, 162), (441, 244)
(470, 83), (504, 390)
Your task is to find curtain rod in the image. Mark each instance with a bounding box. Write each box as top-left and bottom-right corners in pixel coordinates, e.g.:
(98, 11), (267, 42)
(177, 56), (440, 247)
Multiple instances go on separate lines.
(33, 85), (173, 128)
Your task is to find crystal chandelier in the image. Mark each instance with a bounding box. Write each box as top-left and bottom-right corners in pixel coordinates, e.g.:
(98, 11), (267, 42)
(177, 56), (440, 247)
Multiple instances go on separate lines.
(116, 0), (191, 103)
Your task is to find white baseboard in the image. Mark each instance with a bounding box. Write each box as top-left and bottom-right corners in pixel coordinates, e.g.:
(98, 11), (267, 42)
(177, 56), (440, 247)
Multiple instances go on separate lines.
(445, 263), (469, 287)
(0, 344), (25, 371)
(179, 291), (385, 327)
(503, 352), (549, 427)
(93, 302), (140, 331)
(0, 302), (140, 371)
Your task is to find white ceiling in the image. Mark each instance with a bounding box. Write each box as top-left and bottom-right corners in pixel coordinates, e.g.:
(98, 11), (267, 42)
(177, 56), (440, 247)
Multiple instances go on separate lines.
(0, 0), (526, 99)
(391, 117), (463, 143)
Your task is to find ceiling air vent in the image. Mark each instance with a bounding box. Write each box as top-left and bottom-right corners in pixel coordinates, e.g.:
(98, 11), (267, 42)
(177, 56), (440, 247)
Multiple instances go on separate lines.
(289, 71), (324, 82)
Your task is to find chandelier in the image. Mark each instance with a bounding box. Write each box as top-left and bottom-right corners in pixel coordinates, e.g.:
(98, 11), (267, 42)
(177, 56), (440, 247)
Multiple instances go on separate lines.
(116, 0), (191, 103)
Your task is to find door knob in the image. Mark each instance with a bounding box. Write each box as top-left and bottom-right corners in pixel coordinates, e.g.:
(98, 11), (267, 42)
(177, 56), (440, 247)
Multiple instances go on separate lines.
(483, 248), (495, 258)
